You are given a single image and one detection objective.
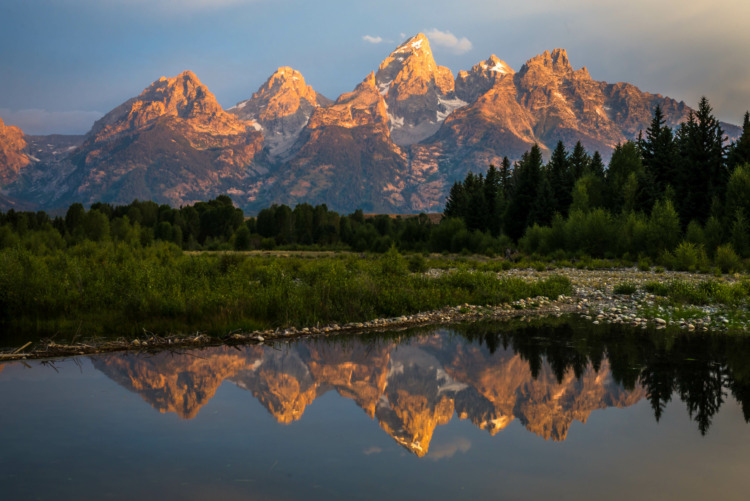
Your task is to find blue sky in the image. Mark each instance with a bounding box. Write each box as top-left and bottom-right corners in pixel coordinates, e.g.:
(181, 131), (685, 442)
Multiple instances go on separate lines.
(2, 0), (749, 134)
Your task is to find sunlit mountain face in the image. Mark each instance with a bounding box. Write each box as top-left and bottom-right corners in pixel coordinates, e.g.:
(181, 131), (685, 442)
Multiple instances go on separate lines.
(91, 321), (750, 455)
(1, 33), (741, 213)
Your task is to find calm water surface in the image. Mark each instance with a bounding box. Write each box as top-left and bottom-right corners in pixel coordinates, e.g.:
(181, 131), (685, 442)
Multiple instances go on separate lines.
(1, 321), (749, 500)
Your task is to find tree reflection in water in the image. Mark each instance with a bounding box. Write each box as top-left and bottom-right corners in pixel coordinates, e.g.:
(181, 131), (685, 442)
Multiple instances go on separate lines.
(456, 317), (750, 435)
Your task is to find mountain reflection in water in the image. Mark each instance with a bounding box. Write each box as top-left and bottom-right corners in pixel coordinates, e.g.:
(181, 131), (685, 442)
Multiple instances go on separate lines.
(88, 321), (750, 456)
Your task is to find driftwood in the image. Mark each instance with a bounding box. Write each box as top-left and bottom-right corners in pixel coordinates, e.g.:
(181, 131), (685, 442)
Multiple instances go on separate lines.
(13, 342), (32, 354)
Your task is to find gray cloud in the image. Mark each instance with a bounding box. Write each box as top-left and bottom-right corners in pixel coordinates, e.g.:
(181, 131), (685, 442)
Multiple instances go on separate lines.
(362, 35), (384, 44)
(425, 29), (472, 54)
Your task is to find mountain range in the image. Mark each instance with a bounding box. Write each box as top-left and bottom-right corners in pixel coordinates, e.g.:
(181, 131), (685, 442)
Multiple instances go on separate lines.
(0, 34), (741, 214)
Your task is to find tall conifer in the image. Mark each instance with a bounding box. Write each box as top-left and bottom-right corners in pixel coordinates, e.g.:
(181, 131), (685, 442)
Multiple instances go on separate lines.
(728, 111), (750, 170)
(676, 97), (727, 225)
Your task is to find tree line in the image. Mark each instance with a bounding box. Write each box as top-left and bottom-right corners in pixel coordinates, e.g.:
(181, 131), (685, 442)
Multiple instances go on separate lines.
(444, 98), (750, 268)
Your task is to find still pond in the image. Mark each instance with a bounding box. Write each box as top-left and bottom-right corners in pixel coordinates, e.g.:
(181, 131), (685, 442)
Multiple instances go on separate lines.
(1, 319), (749, 500)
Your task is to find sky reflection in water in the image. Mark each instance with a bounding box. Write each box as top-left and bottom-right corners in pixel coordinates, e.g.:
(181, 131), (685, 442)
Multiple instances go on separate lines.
(1, 321), (749, 500)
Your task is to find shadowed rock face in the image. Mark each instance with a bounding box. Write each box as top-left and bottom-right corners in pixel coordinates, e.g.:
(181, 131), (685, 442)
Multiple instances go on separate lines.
(93, 334), (645, 456)
(254, 72), (414, 213)
(0, 117), (30, 185)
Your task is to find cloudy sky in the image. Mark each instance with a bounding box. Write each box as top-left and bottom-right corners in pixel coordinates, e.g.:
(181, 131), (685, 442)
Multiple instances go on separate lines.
(2, 0), (749, 134)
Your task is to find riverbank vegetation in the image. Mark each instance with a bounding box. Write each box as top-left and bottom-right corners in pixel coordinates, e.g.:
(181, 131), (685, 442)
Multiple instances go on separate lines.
(0, 244), (572, 342)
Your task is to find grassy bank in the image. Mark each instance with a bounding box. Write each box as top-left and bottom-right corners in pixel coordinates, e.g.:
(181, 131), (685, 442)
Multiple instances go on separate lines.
(0, 243), (572, 342)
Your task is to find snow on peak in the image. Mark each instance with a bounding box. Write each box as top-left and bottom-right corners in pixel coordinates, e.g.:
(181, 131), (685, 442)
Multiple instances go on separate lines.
(489, 60), (511, 74)
(481, 57), (512, 75)
(395, 34), (428, 54)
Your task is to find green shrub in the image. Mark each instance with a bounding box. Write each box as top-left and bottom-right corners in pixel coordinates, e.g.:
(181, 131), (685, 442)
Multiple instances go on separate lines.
(715, 244), (742, 274)
(672, 241), (707, 272)
(407, 253), (428, 273)
(637, 257), (651, 271)
(614, 282), (637, 295)
(643, 281), (669, 296)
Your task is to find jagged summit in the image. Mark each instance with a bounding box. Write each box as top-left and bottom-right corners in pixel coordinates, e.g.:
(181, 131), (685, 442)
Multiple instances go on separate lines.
(306, 72), (389, 131)
(455, 55), (515, 102)
(521, 48), (573, 74)
(88, 70), (250, 143)
(229, 66), (331, 157)
(60, 70), (264, 207)
(375, 33), (464, 145)
(482, 55), (514, 75)
(392, 33), (431, 55)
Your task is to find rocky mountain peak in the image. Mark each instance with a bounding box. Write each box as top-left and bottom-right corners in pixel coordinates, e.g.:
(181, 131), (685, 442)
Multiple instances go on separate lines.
(229, 66), (331, 157)
(60, 70), (263, 208)
(482, 55), (514, 75)
(519, 48), (574, 78)
(306, 72), (389, 132)
(550, 48), (571, 71)
(393, 33), (431, 55)
(298, 72), (389, 141)
(87, 70), (250, 145)
(0, 117), (30, 185)
(375, 34), (443, 94)
(230, 66), (328, 122)
(375, 33), (464, 145)
(456, 54), (515, 102)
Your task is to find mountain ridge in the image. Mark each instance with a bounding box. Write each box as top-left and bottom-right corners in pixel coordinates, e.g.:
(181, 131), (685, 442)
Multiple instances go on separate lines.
(0, 34), (743, 213)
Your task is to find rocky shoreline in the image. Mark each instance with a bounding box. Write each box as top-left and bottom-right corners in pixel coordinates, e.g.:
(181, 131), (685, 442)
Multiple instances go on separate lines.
(2, 266), (748, 361)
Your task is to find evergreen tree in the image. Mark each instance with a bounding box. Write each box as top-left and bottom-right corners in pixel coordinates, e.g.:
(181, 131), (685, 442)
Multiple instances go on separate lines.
(728, 111), (750, 170)
(730, 209), (750, 258)
(724, 164), (750, 228)
(531, 173), (555, 226)
(65, 203), (85, 237)
(605, 141), (647, 213)
(484, 164), (502, 235)
(589, 151), (606, 179)
(676, 97), (727, 226)
(547, 141), (573, 216)
(640, 105), (676, 208)
(499, 156), (511, 199)
(464, 172), (488, 232)
(443, 181), (467, 220)
(569, 141), (591, 179)
(505, 144), (543, 240)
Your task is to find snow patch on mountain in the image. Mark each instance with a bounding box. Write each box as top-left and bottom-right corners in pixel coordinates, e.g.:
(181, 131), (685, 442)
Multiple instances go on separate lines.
(437, 96), (468, 121)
